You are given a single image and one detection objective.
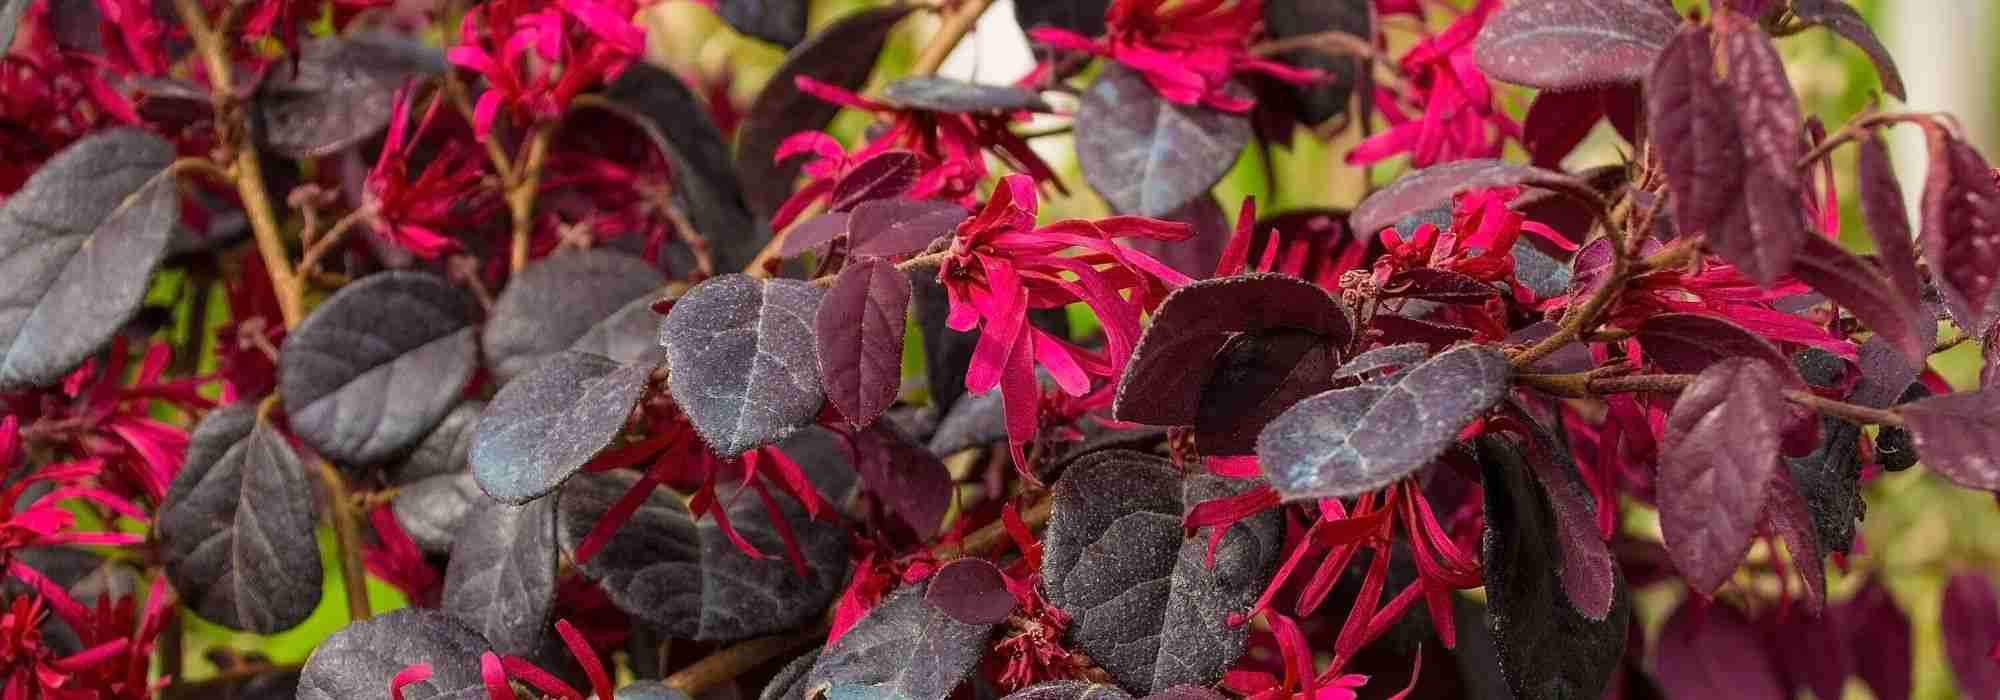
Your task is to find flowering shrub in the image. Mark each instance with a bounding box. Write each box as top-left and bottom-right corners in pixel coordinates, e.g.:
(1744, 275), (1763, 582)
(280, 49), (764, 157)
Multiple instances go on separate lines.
(1, 0), (1999, 698)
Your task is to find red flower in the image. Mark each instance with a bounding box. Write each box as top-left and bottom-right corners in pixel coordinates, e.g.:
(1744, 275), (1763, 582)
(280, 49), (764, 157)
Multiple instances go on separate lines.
(447, 0), (647, 140)
(939, 175), (1192, 473)
(5, 339), (211, 506)
(2, 564), (171, 700)
(0, 8), (140, 193)
(364, 88), (499, 259)
(771, 78), (1058, 232)
(363, 507), (445, 608)
(398, 619), (614, 700)
(1348, 0), (1518, 167)
(1029, 0), (1319, 113)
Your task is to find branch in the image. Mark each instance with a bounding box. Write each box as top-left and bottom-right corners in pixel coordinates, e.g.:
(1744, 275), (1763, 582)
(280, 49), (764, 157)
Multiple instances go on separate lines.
(314, 459), (374, 620)
(1515, 372), (1906, 426)
(809, 250), (952, 288)
(1249, 30), (1381, 62)
(507, 125), (554, 274)
(909, 0), (996, 77)
(1796, 111), (1945, 172)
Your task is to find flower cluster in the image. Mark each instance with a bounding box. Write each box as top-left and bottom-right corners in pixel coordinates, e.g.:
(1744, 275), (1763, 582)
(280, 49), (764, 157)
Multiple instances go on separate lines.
(1029, 0), (1320, 113)
(448, 0), (648, 140)
(1349, 0), (1518, 167)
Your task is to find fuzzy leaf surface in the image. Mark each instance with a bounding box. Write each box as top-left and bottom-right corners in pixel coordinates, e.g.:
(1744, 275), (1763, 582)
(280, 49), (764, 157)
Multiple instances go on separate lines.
(1920, 134), (2000, 334)
(601, 63), (767, 272)
(718, 0), (807, 46)
(483, 250), (664, 383)
(1349, 160), (1576, 238)
(1076, 65), (1249, 217)
(663, 274), (826, 455)
(472, 349), (661, 503)
(254, 35), (445, 158)
(849, 199), (969, 258)
(882, 77), (1051, 114)
(1899, 387), (2000, 491)
(441, 498), (556, 657)
(296, 609), (490, 700)
(1647, 25), (1743, 239)
(1114, 274), (1348, 426)
(925, 558), (1016, 625)
(816, 258), (910, 430)
(804, 580), (994, 700)
(1473, 0), (1680, 90)
(1658, 358), (1786, 594)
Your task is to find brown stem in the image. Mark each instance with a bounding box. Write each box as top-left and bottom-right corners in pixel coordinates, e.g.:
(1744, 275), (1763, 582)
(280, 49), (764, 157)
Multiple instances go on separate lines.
(315, 460), (373, 620)
(1249, 30), (1381, 62)
(809, 250), (952, 288)
(664, 622), (828, 695)
(174, 0), (304, 327)
(909, 0), (995, 77)
(297, 207), (373, 281)
(1516, 372), (1906, 426)
(1796, 111), (1944, 172)
(507, 126), (553, 274)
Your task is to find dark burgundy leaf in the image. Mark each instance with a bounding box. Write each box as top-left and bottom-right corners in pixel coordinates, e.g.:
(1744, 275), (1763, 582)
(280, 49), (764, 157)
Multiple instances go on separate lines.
(1847, 580), (1913, 700)
(804, 578), (994, 700)
(1194, 330), (1335, 455)
(1943, 572), (2000, 699)
(1127, 194), (1230, 281)
(253, 35), (445, 158)
(1652, 603), (1786, 700)
(158, 402), (323, 633)
(1634, 313), (1794, 379)
(1329, 343), (1428, 382)
(1473, 0), (1680, 90)
(1899, 387), (2000, 491)
(393, 471), (486, 555)
(1764, 469), (1826, 612)
(1790, 234), (1929, 368)
(718, 0), (807, 47)
(1790, 0), (1906, 100)
(1076, 64), (1250, 217)
(1723, 0), (1777, 17)
(483, 249), (665, 383)
(1262, 0), (1371, 124)
(396, 401), (483, 484)
(1381, 268), (1503, 303)
(1042, 451), (1282, 693)
(850, 199), (969, 258)
(928, 390), (1006, 457)
(471, 349), (662, 503)
(1658, 358), (1786, 594)
(442, 499), (557, 656)
(572, 295), (669, 366)
(779, 212), (851, 258)
(1478, 436), (1629, 700)
(0, 129), (177, 389)
(1920, 134), (2000, 335)
(1014, 0), (1109, 37)
(663, 274), (827, 455)
(1368, 314), (1478, 350)
(1648, 25), (1744, 240)
(925, 558), (1016, 626)
(1712, 163), (1811, 286)
(601, 62), (767, 272)
(1857, 134), (1925, 308)
(853, 423), (951, 536)
(1001, 683), (1132, 700)
(1718, 14), (1805, 190)
(1114, 273), (1349, 426)
(736, 6), (916, 217)
(558, 469), (850, 641)
(760, 649), (822, 700)
(279, 271), (479, 466)
(1349, 159), (1579, 238)
(829, 151), (922, 213)
(297, 609), (490, 700)
(1518, 413), (1616, 620)
(1258, 345), (1510, 500)
(1771, 603), (1852, 700)
(882, 77), (1051, 114)
(817, 258), (910, 430)
(1523, 88), (1606, 168)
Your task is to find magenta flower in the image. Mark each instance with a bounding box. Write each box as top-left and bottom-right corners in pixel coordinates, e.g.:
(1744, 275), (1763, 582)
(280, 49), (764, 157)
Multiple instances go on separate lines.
(447, 0), (647, 140)
(364, 88), (497, 259)
(1347, 0), (1519, 167)
(771, 77), (1058, 232)
(938, 174), (1194, 471)
(1029, 0), (1320, 113)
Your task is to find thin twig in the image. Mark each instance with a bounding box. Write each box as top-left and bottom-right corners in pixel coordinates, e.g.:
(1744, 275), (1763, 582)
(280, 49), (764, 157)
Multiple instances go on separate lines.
(1516, 372), (1906, 426)
(298, 207), (373, 281)
(809, 250), (952, 288)
(910, 0), (996, 77)
(665, 623), (828, 694)
(1249, 30), (1381, 62)
(507, 125), (553, 274)
(314, 460), (373, 620)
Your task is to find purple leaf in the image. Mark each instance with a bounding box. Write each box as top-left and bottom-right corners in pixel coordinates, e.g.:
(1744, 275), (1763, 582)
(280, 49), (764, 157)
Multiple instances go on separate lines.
(1771, 604), (1853, 700)
(829, 150), (922, 213)
(1718, 13), (1806, 190)
(881, 77), (1051, 114)
(1014, 0), (1108, 37)
(804, 577), (994, 700)
(471, 349), (663, 503)
(1648, 25), (1744, 239)
(1898, 387), (2000, 491)
(1478, 436), (1629, 699)
(1659, 358), (1786, 594)
(717, 0), (807, 47)
(482, 249), (665, 383)
(1522, 88), (1607, 168)
(1194, 329), (1335, 455)
(734, 6), (916, 216)
(297, 610), (490, 700)
(254, 35), (445, 159)
(1857, 134), (1924, 309)
(1986, 325), (2000, 389)
(1943, 572), (2000, 699)
(1790, 0), (1906, 100)
(1789, 233), (1928, 368)
(1634, 313), (1795, 380)
(1763, 469), (1825, 613)
(1329, 343), (1429, 383)
(1652, 602), (1787, 700)
(1711, 163), (1811, 286)
(1380, 267), (1504, 303)
(441, 499), (558, 656)
(1846, 580), (1913, 700)
(1127, 193), (1230, 281)
(663, 274), (827, 455)
(1262, 0), (1371, 125)
(816, 258), (911, 430)
(853, 423), (952, 537)
(1349, 159), (1578, 239)
(1257, 345), (1511, 500)
(1473, 0), (1680, 91)
(849, 199), (970, 258)
(1920, 134), (2000, 335)
(1114, 273), (1350, 426)
(1368, 314), (1477, 351)
(1520, 419), (1616, 620)
(601, 62), (765, 272)
(924, 559), (1016, 626)
(1076, 64), (1250, 217)
(778, 212), (852, 258)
